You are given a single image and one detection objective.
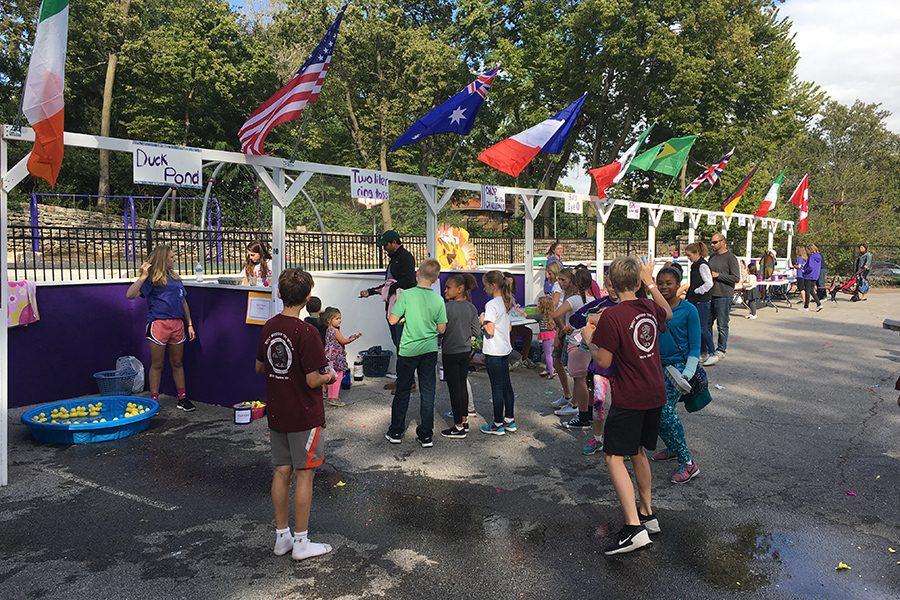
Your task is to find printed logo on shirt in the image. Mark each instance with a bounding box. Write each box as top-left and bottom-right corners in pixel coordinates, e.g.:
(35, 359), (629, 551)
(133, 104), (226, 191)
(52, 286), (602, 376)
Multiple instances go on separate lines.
(631, 314), (657, 355)
(266, 332), (294, 378)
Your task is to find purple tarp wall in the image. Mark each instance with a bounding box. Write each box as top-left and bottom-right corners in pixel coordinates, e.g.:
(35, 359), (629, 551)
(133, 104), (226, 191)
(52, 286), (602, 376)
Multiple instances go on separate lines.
(9, 272), (527, 409)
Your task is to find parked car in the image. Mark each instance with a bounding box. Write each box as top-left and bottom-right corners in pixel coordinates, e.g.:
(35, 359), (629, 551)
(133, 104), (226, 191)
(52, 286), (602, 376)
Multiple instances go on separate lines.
(870, 262), (900, 280)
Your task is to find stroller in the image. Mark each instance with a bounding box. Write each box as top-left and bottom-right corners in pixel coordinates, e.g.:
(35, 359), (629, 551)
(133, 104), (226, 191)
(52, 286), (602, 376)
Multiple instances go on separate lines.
(827, 270), (865, 302)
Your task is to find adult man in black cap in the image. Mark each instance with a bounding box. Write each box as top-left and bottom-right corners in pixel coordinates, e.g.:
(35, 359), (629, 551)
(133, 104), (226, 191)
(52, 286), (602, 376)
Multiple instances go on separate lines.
(359, 231), (417, 360)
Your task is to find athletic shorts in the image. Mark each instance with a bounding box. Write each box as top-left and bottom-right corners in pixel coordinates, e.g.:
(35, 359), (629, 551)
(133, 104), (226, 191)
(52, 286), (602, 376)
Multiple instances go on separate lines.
(566, 344), (592, 378)
(146, 319), (186, 346)
(270, 427), (325, 469)
(603, 405), (662, 456)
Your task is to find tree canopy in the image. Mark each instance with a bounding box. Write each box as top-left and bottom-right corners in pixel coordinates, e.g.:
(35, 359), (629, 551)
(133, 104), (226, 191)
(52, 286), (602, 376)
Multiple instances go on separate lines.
(1, 0), (896, 246)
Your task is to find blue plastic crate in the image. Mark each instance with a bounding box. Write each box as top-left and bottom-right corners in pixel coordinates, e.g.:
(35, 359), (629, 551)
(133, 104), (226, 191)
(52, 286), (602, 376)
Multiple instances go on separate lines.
(21, 396), (159, 445)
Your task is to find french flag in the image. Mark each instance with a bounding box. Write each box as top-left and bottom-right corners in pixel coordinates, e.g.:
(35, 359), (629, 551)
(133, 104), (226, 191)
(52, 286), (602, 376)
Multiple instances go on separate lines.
(478, 93), (587, 177)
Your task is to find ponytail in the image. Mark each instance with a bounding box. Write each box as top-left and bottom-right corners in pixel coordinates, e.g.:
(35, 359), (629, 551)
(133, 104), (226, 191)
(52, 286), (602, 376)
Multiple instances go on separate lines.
(447, 273), (478, 301)
(484, 270), (515, 312)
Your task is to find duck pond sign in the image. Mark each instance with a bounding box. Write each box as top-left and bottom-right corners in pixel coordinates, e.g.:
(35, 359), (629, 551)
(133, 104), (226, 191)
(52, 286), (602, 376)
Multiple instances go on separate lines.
(132, 141), (203, 189)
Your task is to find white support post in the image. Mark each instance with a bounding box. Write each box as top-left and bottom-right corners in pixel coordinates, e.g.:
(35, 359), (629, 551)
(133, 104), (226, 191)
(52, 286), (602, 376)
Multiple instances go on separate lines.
(271, 168), (286, 314)
(647, 208), (664, 261)
(745, 218), (756, 260)
(785, 224), (793, 263)
(416, 183), (458, 260)
(687, 211), (703, 244)
(521, 193), (549, 304)
(1, 134), (8, 487)
(767, 220), (775, 252)
(721, 215), (733, 238)
(594, 201), (615, 286)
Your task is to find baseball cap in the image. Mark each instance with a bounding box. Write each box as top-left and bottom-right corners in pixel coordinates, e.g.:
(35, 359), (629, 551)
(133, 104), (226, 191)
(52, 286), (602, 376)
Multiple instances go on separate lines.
(377, 230), (401, 246)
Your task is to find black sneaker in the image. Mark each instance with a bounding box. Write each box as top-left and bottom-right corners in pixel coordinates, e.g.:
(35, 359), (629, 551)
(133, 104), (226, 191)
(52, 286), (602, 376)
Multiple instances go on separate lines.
(177, 398), (196, 412)
(418, 436), (434, 448)
(384, 432), (402, 444)
(440, 427), (467, 439)
(563, 416), (592, 429)
(603, 525), (652, 555)
(639, 512), (660, 534)
(463, 421), (470, 431)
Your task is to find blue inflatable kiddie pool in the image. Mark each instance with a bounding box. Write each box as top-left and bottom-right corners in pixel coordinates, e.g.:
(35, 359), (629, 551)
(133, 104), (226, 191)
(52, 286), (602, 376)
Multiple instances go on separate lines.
(21, 396), (159, 445)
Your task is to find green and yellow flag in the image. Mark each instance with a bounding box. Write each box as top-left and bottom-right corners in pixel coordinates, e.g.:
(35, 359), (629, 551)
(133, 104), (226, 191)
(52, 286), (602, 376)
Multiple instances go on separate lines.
(627, 135), (698, 177)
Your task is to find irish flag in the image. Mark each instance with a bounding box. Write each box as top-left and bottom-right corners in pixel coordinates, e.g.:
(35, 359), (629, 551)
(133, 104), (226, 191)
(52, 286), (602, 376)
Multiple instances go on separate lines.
(478, 93), (587, 177)
(22, 0), (69, 187)
(753, 170), (784, 217)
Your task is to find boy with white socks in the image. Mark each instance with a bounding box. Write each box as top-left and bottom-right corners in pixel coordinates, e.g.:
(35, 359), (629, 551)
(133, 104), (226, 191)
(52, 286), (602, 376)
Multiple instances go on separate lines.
(257, 268), (335, 561)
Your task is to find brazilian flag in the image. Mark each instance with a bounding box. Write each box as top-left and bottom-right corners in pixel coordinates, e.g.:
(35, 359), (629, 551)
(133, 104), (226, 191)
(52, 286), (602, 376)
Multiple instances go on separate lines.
(627, 135), (698, 177)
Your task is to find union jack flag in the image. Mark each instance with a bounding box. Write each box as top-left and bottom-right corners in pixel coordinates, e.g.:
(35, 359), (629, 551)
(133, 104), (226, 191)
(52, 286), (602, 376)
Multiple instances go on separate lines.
(683, 148), (734, 196)
(239, 3), (347, 155)
(467, 66), (499, 98)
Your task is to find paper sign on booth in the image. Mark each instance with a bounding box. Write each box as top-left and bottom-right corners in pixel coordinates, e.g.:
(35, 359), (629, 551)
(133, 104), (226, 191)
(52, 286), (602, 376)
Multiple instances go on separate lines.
(133, 141), (202, 189)
(481, 185), (506, 212)
(351, 169), (390, 206)
(564, 193), (583, 214)
(707, 213), (716, 226)
(738, 215), (747, 226)
(627, 202), (640, 220)
(674, 207), (684, 223)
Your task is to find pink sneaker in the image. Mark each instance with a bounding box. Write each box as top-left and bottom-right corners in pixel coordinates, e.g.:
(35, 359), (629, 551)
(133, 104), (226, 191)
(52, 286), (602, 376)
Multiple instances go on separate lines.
(651, 449), (677, 461)
(671, 461), (699, 484)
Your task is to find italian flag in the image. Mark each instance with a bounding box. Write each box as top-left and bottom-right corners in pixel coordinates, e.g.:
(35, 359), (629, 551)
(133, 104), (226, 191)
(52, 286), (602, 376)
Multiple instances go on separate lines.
(22, 0), (69, 187)
(753, 170), (784, 217)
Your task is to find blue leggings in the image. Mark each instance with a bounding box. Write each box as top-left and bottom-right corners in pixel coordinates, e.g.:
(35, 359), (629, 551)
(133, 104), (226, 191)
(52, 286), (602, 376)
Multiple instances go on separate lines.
(658, 362), (692, 465)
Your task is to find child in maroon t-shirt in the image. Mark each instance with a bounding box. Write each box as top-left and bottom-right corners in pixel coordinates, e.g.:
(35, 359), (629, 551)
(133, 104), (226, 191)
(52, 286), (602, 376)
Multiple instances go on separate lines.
(256, 269), (336, 562)
(583, 256), (672, 556)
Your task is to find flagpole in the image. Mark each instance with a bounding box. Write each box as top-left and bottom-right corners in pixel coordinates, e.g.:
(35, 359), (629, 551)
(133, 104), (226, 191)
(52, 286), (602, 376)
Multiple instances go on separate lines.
(288, 109), (313, 164)
(438, 136), (466, 184)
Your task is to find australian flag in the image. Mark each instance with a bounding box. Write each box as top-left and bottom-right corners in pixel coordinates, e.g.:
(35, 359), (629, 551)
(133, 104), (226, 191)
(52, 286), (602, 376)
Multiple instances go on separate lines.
(390, 66), (500, 151)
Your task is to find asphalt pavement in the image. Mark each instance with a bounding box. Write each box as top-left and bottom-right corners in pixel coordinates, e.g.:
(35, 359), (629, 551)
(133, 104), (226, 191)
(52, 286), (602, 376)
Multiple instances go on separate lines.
(2, 290), (898, 599)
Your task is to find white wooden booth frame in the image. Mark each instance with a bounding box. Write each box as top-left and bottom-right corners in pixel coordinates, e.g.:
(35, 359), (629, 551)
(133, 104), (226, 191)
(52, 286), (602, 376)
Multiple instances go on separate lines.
(0, 125), (794, 486)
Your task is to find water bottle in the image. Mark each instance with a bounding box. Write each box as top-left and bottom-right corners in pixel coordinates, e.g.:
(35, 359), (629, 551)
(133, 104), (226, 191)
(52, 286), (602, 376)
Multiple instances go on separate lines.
(194, 262), (204, 282)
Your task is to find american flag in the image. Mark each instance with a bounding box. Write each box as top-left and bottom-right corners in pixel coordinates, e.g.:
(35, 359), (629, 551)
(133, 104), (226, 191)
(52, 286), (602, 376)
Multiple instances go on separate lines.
(683, 148), (734, 196)
(238, 3), (347, 155)
(466, 66), (499, 98)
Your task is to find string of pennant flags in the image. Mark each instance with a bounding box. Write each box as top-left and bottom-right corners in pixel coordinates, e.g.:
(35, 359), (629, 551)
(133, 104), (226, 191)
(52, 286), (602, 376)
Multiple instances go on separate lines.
(17, 0), (809, 233)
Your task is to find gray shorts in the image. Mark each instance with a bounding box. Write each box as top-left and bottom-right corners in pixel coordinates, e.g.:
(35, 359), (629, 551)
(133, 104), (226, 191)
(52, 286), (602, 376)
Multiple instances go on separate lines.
(270, 427), (325, 469)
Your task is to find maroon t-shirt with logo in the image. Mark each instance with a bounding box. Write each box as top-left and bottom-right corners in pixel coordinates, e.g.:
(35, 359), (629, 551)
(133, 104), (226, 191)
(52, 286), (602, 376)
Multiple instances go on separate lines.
(591, 298), (668, 410)
(257, 313), (329, 433)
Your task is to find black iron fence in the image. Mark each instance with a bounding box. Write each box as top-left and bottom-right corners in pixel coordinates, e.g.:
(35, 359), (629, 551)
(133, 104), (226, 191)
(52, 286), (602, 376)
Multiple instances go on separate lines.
(7, 224), (696, 283)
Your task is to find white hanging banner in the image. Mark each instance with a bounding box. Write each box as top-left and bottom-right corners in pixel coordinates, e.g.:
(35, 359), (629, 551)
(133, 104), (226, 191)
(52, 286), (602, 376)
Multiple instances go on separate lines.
(351, 168), (390, 206)
(627, 201), (640, 220)
(706, 213), (717, 226)
(673, 207), (684, 223)
(132, 141), (202, 189)
(737, 215), (747, 226)
(564, 193), (584, 214)
(480, 184), (506, 212)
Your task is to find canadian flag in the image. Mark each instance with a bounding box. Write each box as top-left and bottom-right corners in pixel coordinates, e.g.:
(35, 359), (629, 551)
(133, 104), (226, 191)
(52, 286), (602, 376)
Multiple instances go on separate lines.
(789, 174), (810, 233)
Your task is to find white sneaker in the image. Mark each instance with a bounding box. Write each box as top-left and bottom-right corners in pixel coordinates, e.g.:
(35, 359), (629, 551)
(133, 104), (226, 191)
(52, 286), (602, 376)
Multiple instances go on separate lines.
(700, 353), (708, 363)
(746, 314), (758, 320)
(554, 403), (579, 417)
(715, 351), (725, 359)
(274, 533), (293, 556)
(803, 307), (809, 312)
(664, 365), (692, 395)
(703, 354), (720, 367)
(550, 396), (571, 408)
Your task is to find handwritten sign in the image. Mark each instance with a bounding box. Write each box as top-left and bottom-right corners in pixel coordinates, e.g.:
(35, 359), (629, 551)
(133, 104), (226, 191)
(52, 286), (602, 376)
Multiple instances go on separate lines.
(737, 215), (747, 226)
(564, 193), (583, 214)
(627, 201), (640, 220)
(246, 291), (273, 325)
(351, 169), (390, 207)
(132, 141), (202, 189)
(481, 184), (506, 212)
(706, 213), (716, 226)
(673, 207), (684, 223)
